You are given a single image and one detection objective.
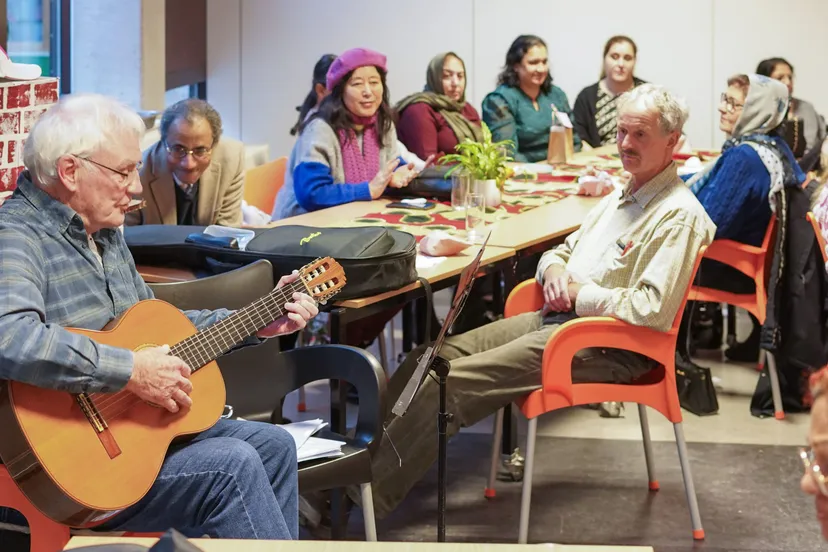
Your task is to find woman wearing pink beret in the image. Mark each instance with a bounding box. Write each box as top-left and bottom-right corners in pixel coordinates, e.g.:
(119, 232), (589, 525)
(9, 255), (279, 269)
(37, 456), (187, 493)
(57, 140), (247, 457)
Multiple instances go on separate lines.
(273, 48), (420, 219)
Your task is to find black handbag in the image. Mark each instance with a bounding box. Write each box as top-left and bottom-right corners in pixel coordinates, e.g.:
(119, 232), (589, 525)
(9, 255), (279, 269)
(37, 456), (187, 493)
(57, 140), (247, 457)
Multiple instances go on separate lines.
(675, 353), (719, 416)
(124, 224), (417, 300)
(384, 166), (452, 200)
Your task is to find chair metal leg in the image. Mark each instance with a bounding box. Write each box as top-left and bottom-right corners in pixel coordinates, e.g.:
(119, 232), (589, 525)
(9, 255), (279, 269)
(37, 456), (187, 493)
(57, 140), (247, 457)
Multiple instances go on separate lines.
(378, 329), (389, 373)
(637, 404), (659, 491)
(673, 422), (704, 540)
(725, 303), (737, 347)
(765, 352), (785, 420)
(360, 483), (378, 541)
(297, 332), (307, 412)
(485, 408), (505, 498)
(518, 417), (537, 544)
(757, 348), (766, 373)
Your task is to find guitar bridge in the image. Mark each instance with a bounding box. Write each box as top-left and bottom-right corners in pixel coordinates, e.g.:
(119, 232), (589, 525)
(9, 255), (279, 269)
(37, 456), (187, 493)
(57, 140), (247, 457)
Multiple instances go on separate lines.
(75, 393), (122, 459)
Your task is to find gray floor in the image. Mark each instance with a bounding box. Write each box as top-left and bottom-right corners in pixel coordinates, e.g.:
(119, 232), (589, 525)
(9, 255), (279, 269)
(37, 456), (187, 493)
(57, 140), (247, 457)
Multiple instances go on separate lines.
(286, 302), (821, 550)
(370, 434), (822, 551)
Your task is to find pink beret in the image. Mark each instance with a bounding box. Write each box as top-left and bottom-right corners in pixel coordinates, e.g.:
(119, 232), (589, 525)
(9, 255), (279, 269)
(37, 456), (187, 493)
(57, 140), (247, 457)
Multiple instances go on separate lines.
(326, 48), (387, 90)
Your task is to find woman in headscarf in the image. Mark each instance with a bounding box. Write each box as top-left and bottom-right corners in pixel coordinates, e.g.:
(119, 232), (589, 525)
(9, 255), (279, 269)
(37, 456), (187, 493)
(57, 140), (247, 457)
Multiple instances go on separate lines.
(396, 52), (483, 160)
(685, 74), (805, 361)
(272, 48), (418, 220)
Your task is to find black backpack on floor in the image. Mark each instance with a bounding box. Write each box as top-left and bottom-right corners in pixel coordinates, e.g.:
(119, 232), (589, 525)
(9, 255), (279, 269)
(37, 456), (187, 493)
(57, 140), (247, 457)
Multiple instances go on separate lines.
(124, 224), (417, 300)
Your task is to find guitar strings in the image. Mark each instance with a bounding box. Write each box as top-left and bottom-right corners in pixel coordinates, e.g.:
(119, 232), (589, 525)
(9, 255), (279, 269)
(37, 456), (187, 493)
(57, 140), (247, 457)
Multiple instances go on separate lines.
(94, 283), (306, 420)
(94, 272), (339, 421)
(172, 280), (307, 368)
(93, 283), (306, 419)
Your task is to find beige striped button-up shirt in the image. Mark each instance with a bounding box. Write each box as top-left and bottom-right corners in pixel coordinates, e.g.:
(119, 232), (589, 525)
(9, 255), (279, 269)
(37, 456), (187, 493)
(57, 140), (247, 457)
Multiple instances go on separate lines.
(536, 162), (716, 332)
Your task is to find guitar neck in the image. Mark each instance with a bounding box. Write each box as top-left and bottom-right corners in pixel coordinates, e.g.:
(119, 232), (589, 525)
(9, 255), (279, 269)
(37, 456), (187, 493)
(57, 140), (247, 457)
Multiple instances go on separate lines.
(169, 279), (307, 371)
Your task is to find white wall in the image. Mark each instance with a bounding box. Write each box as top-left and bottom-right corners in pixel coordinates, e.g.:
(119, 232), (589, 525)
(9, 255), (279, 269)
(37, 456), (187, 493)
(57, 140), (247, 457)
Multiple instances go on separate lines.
(71, 0), (165, 111)
(207, 0), (828, 158)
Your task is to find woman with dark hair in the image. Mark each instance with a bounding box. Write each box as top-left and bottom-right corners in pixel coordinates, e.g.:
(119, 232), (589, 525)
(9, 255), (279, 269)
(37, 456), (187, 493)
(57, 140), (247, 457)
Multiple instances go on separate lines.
(573, 36), (646, 149)
(481, 35), (580, 162)
(756, 57), (826, 171)
(396, 52), (483, 160)
(272, 48), (417, 220)
(289, 53), (337, 136)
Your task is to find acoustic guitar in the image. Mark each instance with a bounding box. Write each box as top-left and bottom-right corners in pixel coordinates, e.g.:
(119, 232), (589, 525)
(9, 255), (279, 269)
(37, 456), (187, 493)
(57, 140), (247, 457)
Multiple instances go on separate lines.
(0, 257), (345, 526)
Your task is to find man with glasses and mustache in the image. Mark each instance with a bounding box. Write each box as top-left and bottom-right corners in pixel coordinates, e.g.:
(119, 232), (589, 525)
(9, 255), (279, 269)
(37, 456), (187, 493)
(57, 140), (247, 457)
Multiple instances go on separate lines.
(367, 84), (716, 519)
(127, 98), (245, 227)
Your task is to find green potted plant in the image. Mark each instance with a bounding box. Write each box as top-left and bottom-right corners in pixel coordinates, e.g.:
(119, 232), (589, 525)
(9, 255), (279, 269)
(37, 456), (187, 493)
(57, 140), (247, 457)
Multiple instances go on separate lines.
(440, 122), (514, 207)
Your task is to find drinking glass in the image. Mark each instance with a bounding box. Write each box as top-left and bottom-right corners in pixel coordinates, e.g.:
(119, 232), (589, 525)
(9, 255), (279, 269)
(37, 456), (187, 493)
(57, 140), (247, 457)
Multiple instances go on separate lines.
(465, 192), (486, 243)
(451, 171), (471, 210)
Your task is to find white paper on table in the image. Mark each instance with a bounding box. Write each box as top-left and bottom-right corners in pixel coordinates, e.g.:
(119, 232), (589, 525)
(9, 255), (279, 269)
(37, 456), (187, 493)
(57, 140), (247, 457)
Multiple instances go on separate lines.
(416, 254), (447, 270)
(298, 436), (347, 463)
(277, 419), (328, 450)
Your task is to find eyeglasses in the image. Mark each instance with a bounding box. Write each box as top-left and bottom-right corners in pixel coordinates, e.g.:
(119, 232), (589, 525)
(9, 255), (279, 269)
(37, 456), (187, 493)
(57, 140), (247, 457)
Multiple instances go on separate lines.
(165, 143), (212, 160)
(800, 447), (828, 496)
(720, 93), (745, 114)
(76, 156), (142, 187)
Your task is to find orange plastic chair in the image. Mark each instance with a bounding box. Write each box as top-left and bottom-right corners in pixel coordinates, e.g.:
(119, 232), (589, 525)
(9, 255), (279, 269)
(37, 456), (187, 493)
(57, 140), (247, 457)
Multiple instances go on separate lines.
(687, 218), (784, 419)
(0, 465), (70, 552)
(1, 465), (160, 552)
(486, 247), (707, 544)
(807, 211), (828, 264)
(243, 156), (288, 215)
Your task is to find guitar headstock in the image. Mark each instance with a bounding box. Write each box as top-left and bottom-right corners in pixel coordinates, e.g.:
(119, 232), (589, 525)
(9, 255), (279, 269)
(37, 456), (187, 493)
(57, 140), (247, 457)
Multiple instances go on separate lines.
(298, 257), (346, 304)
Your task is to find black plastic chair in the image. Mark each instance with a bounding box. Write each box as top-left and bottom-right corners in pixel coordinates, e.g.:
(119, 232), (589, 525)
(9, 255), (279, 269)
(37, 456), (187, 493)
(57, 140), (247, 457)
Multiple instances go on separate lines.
(148, 260), (386, 540)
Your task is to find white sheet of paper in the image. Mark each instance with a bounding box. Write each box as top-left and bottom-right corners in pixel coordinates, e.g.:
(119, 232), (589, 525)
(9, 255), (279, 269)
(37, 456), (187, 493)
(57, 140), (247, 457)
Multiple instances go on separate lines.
(277, 419), (328, 450)
(553, 111), (573, 128)
(297, 436), (347, 462)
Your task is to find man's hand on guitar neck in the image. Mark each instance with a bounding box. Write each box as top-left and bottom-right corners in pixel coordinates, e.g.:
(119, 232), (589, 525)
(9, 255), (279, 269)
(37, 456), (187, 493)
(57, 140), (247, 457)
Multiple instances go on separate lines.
(127, 345), (193, 413)
(257, 271), (319, 339)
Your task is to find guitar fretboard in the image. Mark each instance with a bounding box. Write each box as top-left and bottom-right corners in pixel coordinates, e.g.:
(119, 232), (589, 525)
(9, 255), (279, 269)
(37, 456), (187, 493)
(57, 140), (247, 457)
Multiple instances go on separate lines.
(169, 279), (307, 370)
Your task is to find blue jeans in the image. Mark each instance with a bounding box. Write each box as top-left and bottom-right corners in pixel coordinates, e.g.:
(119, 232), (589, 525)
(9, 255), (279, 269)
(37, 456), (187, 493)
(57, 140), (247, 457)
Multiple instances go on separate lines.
(94, 418), (298, 539)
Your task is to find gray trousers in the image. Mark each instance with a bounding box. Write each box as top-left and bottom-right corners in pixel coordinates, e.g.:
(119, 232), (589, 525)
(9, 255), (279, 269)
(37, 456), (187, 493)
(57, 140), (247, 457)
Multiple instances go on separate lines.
(369, 311), (658, 518)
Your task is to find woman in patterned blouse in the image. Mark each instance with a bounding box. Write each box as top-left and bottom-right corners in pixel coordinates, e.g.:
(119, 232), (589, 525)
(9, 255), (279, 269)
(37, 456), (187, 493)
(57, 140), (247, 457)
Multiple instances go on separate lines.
(573, 35), (646, 150)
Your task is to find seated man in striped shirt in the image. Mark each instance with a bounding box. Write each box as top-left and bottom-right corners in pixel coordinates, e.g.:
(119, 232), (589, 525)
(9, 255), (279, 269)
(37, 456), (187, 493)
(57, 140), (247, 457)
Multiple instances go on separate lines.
(368, 84), (716, 519)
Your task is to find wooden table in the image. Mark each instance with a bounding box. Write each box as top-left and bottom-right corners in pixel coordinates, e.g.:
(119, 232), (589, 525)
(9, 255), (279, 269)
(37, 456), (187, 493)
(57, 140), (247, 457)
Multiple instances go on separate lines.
(487, 195), (599, 252)
(64, 535), (654, 551)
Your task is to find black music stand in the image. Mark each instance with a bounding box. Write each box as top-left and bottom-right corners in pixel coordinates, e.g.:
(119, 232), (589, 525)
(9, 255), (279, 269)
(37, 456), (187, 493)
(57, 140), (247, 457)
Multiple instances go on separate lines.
(391, 231), (491, 542)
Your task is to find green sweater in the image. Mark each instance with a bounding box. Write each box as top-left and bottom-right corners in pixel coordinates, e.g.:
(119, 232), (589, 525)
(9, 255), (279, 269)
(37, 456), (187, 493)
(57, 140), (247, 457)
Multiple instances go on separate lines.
(482, 84), (581, 163)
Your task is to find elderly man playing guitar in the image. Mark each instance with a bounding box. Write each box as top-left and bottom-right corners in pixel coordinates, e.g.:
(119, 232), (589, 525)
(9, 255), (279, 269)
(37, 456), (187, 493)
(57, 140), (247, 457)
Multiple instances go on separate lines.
(0, 94), (320, 540)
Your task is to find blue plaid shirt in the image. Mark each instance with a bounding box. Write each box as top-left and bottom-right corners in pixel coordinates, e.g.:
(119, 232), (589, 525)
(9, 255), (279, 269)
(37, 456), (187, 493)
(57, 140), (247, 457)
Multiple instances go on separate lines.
(0, 173), (231, 393)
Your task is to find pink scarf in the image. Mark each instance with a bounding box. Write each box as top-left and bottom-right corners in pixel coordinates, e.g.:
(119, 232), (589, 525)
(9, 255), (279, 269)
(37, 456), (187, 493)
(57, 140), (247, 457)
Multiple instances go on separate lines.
(338, 114), (381, 184)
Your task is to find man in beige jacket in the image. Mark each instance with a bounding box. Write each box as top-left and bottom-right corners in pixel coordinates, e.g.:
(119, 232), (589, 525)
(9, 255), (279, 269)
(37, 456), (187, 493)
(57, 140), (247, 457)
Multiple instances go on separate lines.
(128, 99), (244, 227)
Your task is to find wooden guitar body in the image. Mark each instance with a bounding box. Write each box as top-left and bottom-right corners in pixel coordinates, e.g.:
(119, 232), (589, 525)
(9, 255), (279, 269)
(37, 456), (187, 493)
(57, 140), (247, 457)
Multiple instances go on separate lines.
(0, 300), (226, 526)
(0, 256), (345, 527)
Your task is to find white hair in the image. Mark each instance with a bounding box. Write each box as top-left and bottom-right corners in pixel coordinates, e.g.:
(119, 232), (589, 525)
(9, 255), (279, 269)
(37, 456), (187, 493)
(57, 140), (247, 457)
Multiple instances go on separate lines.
(617, 83), (689, 135)
(23, 93), (145, 187)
